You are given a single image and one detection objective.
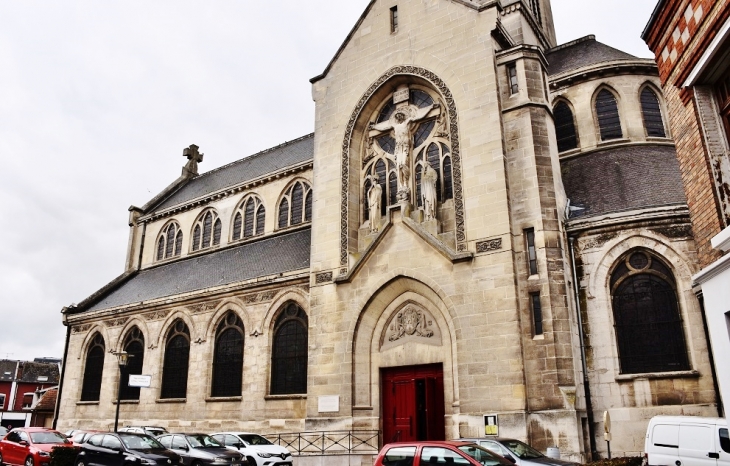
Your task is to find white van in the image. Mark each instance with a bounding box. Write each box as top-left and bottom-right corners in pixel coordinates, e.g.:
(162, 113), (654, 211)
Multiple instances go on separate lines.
(644, 416), (730, 466)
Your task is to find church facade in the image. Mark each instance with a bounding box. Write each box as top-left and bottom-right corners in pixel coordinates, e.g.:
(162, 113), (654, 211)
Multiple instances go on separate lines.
(58, 0), (719, 459)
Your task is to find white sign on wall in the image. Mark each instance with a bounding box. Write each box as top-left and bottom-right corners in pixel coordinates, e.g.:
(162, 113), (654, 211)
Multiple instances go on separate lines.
(318, 395), (340, 413)
(128, 375), (152, 388)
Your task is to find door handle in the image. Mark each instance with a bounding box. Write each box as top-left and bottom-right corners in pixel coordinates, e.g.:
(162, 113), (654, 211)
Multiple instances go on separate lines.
(708, 453), (720, 459)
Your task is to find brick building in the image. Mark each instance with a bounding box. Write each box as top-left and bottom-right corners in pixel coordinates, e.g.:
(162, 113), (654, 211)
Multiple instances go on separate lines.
(643, 0), (730, 412)
(0, 360), (60, 429)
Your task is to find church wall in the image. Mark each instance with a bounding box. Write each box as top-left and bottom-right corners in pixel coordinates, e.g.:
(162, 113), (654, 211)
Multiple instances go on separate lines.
(59, 280), (311, 433)
(137, 168), (313, 269)
(571, 224), (717, 456)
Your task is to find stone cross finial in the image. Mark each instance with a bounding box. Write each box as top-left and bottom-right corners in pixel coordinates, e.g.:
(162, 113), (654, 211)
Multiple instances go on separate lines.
(182, 144), (204, 176)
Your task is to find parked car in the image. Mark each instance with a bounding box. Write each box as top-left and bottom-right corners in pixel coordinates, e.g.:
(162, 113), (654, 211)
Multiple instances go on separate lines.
(374, 441), (515, 466)
(210, 433), (292, 466)
(70, 431), (104, 446)
(460, 438), (579, 466)
(157, 433), (248, 466)
(643, 415), (730, 466)
(117, 426), (169, 437)
(0, 427), (73, 466)
(0, 427), (7, 437)
(77, 432), (181, 466)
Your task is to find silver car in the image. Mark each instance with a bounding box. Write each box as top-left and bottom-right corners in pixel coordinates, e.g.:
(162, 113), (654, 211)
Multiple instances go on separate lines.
(157, 433), (247, 466)
(460, 438), (579, 466)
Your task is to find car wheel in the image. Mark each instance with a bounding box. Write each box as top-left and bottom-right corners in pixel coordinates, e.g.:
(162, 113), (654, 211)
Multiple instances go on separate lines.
(25, 457), (34, 466)
(0, 450), (4, 465)
(77, 460), (86, 466)
(191, 461), (202, 466)
(246, 456), (256, 466)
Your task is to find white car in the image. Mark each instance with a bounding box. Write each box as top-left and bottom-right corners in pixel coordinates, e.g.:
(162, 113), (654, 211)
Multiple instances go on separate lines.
(210, 433), (292, 466)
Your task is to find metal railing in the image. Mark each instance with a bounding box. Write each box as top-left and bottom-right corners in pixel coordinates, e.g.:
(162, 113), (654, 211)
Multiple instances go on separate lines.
(265, 430), (380, 456)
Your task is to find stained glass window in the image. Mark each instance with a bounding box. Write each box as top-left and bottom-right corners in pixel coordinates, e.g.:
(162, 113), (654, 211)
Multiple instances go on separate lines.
(161, 321), (190, 399)
(270, 303), (308, 395)
(192, 210), (221, 251)
(211, 313), (244, 397)
(278, 181), (312, 229)
(611, 250), (689, 374)
(80, 334), (105, 402)
(554, 101), (578, 152)
(596, 89), (623, 140)
(410, 89), (434, 108)
(157, 222), (182, 261)
(120, 328), (144, 401)
(233, 196), (265, 241)
(640, 87), (666, 138)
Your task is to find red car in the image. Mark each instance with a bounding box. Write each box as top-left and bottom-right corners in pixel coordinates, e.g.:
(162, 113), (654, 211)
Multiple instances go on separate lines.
(374, 440), (515, 466)
(0, 428), (73, 466)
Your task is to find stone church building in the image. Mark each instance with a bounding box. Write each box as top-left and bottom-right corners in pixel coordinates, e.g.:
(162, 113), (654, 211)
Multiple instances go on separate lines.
(57, 0), (720, 459)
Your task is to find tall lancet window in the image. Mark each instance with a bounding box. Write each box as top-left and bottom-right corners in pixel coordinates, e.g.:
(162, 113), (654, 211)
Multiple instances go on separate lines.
(363, 85), (452, 224)
(119, 327), (144, 401)
(640, 87), (666, 138)
(554, 101), (578, 152)
(277, 180), (312, 229)
(156, 221), (183, 261)
(192, 209), (222, 252)
(270, 302), (308, 395)
(595, 89), (623, 141)
(160, 320), (190, 399)
(211, 312), (244, 397)
(80, 333), (105, 402)
(232, 195), (265, 240)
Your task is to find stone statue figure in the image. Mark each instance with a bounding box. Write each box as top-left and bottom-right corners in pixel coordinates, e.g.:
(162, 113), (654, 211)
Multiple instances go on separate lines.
(370, 103), (439, 193)
(368, 176), (383, 233)
(434, 100), (449, 138)
(421, 164), (438, 221)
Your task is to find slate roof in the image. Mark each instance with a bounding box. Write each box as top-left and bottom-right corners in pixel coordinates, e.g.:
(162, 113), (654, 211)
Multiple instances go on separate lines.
(80, 228), (312, 313)
(0, 361), (17, 382)
(561, 145), (686, 219)
(546, 36), (640, 76)
(149, 134), (314, 214)
(17, 362), (59, 384)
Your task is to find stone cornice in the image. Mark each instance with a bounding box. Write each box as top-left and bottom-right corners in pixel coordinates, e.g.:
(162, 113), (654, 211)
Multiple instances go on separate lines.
(499, 1), (551, 50)
(565, 205), (690, 234)
(549, 60), (659, 90)
(495, 44), (548, 68)
(137, 159), (313, 224)
(451, 0), (500, 12)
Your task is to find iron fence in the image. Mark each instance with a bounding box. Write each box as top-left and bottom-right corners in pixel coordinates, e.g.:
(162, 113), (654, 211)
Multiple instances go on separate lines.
(265, 430), (380, 456)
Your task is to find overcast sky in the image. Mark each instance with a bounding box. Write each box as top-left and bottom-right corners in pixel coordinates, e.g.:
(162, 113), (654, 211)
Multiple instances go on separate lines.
(0, 0), (660, 362)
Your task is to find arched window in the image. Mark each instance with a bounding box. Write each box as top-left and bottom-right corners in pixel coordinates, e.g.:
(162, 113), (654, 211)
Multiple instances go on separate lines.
(80, 333), (105, 402)
(363, 86), (452, 222)
(156, 222), (183, 261)
(595, 89), (623, 141)
(160, 320), (190, 399)
(119, 327), (144, 401)
(232, 196), (265, 241)
(270, 302), (308, 395)
(277, 181), (312, 229)
(192, 209), (222, 252)
(554, 101), (578, 152)
(640, 87), (667, 138)
(211, 312), (244, 397)
(610, 250), (690, 374)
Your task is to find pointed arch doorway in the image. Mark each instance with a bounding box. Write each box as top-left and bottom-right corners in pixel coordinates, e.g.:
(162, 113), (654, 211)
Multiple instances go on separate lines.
(381, 363), (445, 443)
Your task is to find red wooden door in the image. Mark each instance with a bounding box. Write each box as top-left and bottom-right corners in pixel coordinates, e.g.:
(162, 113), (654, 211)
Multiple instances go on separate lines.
(381, 364), (445, 443)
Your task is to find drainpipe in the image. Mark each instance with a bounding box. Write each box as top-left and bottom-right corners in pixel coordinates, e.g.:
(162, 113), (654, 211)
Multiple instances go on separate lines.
(53, 309), (72, 430)
(696, 292), (723, 417)
(568, 237), (597, 461)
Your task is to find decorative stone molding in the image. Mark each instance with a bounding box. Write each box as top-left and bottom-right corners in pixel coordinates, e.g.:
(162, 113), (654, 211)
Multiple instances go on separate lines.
(476, 238), (502, 253)
(341, 66), (466, 270)
(315, 271), (333, 284)
(243, 291), (277, 304)
(188, 302), (220, 314)
(143, 310), (171, 321)
(104, 317), (129, 328)
(72, 324), (92, 334)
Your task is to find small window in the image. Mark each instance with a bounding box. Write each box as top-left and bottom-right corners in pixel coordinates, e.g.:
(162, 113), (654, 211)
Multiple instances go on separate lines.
(0, 394), (5, 409)
(531, 293), (543, 336)
(720, 428), (730, 454)
(22, 394), (33, 408)
(640, 87), (666, 137)
(595, 89), (623, 140)
(525, 229), (537, 275)
(390, 6), (398, 33)
(508, 64), (519, 95)
(554, 101), (578, 152)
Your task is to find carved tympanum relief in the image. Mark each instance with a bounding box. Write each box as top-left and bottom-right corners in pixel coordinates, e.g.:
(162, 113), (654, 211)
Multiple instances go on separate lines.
(381, 303), (442, 350)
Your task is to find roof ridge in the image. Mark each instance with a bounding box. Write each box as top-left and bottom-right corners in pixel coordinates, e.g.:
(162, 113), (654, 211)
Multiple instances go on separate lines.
(194, 133), (314, 181)
(548, 35), (596, 53)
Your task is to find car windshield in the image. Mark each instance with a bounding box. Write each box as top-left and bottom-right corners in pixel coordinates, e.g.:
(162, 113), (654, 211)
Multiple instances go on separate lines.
(459, 444), (512, 465)
(187, 435), (223, 448)
(238, 435), (272, 446)
(29, 432), (67, 444)
(120, 434), (165, 450)
(500, 440), (543, 459)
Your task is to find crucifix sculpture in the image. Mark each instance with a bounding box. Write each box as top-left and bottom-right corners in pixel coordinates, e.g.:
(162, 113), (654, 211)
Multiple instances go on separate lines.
(369, 86), (439, 203)
(182, 144), (204, 176)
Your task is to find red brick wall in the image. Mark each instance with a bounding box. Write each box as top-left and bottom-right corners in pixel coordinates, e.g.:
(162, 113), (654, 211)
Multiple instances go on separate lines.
(644, 0), (730, 267)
